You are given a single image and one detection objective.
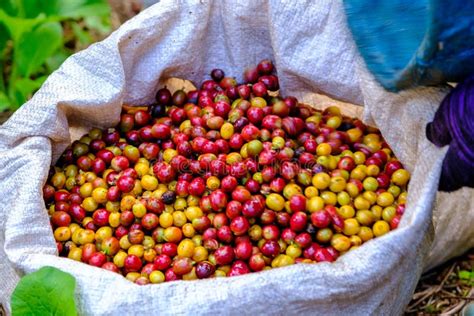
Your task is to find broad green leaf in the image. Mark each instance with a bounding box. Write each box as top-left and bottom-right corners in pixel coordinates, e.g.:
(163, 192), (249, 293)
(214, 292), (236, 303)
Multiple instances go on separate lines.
(84, 15), (111, 35)
(20, 0), (61, 18)
(45, 49), (69, 73)
(0, 23), (11, 55)
(57, 0), (110, 19)
(458, 270), (473, 280)
(0, 0), (18, 16)
(15, 21), (62, 77)
(13, 76), (46, 102)
(0, 91), (11, 111)
(11, 266), (77, 316)
(71, 22), (92, 45)
(0, 9), (44, 42)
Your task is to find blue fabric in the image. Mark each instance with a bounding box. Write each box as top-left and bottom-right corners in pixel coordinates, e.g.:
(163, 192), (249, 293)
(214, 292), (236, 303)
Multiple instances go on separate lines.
(344, 0), (474, 91)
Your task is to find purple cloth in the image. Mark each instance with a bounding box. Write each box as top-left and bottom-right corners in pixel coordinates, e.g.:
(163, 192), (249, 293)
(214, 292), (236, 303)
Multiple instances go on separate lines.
(426, 76), (474, 191)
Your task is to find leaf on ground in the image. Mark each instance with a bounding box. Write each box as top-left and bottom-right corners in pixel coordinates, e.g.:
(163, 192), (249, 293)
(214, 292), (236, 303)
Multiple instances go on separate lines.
(458, 270), (472, 280)
(11, 266), (77, 316)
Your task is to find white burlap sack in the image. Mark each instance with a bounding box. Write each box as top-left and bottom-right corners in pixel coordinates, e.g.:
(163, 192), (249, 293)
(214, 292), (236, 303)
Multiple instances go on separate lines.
(1, 0), (473, 314)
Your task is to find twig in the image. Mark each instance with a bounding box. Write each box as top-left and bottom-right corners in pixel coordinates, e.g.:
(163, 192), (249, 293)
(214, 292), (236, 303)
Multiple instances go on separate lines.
(407, 263), (457, 311)
(440, 300), (466, 315)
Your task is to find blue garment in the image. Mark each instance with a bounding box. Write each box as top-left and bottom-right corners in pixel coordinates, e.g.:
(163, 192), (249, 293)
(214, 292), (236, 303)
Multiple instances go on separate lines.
(344, 0), (474, 91)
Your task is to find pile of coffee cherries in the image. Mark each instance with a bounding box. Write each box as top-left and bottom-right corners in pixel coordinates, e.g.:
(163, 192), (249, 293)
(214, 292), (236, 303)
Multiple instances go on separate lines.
(44, 60), (410, 284)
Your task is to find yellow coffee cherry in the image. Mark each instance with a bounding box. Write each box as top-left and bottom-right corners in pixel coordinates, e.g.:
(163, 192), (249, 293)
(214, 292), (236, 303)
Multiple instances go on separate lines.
(366, 165), (380, 176)
(266, 193), (285, 211)
(312, 172), (331, 190)
(353, 151), (366, 164)
(337, 191), (351, 206)
(186, 195), (200, 207)
(92, 187), (108, 203)
(286, 244), (302, 259)
(338, 205), (355, 219)
(349, 235), (362, 247)
(159, 212), (173, 228)
(77, 229), (94, 245)
(370, 205), (383, 220)
(82, 197), (98, 212)
(141, 175), (158, 191)
(149, 271), (165, 284)
(125, 272), (140, 282)
(304, 186), (319, 198)
(69, 223), (80, 235)
(320, 191), (337, 205)
(163, 149), (178, 163)
(128, 244), (144, 257)
(178, 239), (195, 258)
(119, 235), (132, 250)
(120, 195), (136, 212)
(331, 234), (351, 252)
(54, 227), (71, 242)
(346, 182), (360, 197)
(316, 143), (332, 156)
(358, 226), (374, 242)
(95, 226), (112, 243)
(143, 236), (155, 249)
(354, 196), (371, 210)
(206, 176), (220, 190)
(143, 249), (157, 263)
(307, 196), (325, 213)
(109, 212), (120, 228)
(185, 206), (203, 221)
(173, 211), (187, 227)
(343, 218), (360, 236)
(356, 210), (375, 226)
(271, 254), (295, 268)
(392, 169), (410, 186)
(182, 223), (195, 238)
(282, 183), (302, 199)
(220, 123), (234, 140)
(377, 192), (395, 207)
(398, 191), (407, 204)
(106, 201), (120, 212)
(114, 251), (128, 268)
(68, 247), (82, 261)
(132, 203), (147, 218)
(134, 163), (149, 178)
(362, 191), (377, 205)
(329, 176), (346, 193)
(373, 220), (390, 237)
(192, 246), (208, 262)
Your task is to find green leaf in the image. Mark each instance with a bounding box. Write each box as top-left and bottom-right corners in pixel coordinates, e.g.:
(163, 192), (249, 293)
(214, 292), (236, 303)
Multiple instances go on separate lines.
(71, 22), (92, 45)
(11, 266), (77, 316)
(13, 76), (46, 104)
(0, 0), (18, 17)
(45, 49), (69, 73)
(0, 91), (11, 111)
(57, 0), (110, 19)
(0, 23), (11, 55)
(0, 9), (43, 42)
(20, 0), (61, 18)
(15, 21), (62, 77)
(458, 270), (473, 280)
(84, 15), (111, 35)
